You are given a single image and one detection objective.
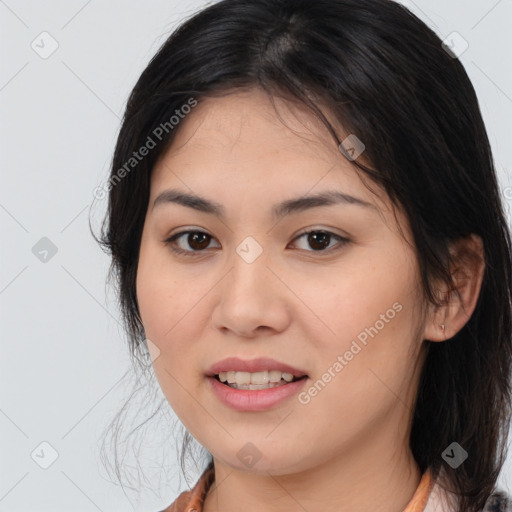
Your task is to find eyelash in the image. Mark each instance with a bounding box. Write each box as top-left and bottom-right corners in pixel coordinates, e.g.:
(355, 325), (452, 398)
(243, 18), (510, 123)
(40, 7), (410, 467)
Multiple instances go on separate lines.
(163, 229), (350, 257)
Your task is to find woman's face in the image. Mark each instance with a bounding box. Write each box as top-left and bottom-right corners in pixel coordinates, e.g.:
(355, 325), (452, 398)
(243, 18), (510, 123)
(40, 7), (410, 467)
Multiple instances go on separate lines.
(136, 88), (431, 475)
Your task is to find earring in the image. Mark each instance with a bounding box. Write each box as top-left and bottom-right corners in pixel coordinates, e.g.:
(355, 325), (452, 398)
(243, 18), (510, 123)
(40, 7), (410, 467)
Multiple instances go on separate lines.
(440, 324), (445, 332)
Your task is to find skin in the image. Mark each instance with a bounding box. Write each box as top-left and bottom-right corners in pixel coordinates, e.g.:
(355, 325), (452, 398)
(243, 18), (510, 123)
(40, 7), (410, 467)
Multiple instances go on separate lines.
(136, 87), (485, 512)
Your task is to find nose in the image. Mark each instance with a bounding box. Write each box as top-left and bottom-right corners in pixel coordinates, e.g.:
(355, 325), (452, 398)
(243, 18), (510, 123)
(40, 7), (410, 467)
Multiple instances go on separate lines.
(211, 242), (291, 338)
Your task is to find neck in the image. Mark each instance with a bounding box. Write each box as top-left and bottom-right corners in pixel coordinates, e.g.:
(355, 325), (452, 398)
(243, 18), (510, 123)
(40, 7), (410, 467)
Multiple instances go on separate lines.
(203, 427), (422, 512)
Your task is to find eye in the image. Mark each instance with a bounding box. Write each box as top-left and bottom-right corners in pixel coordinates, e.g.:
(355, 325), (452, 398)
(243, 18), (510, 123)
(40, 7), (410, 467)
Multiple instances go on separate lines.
(290, 230), (350, 253)
(164, 230), (220, 255)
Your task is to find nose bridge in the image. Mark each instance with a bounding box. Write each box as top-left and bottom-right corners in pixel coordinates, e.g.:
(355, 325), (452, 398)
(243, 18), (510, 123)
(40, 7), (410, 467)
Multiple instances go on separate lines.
(228, 234), (270, 295)
(212, 233), (290, 335)
(235, 234), (266, 267)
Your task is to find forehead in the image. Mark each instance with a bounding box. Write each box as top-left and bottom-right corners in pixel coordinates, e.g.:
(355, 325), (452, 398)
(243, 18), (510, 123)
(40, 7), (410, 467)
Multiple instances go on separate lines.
(151, 88), (390, 215)
(161, 89), (338, 160)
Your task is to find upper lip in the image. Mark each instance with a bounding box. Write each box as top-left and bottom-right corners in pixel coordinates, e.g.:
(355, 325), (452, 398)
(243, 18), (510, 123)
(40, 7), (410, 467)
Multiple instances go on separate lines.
(207, 357), (308, 378)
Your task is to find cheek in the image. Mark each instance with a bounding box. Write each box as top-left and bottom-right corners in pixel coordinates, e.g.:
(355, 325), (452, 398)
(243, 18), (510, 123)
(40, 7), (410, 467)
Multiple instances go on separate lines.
(136, 258), (171, 341)
(291, 256), (410, 339)
(136, 252), (204, 419)
(291, 247), (421, 383)
(136, 245), (211, 387)
(136, 243), (201, 341)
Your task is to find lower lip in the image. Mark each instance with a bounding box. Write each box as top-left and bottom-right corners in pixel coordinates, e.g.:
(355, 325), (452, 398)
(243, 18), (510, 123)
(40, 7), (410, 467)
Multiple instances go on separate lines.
(207, 376), (308, 411)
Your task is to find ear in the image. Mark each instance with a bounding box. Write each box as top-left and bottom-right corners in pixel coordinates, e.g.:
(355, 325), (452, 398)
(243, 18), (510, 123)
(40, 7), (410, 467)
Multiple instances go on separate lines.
(423, 234), (485, 342)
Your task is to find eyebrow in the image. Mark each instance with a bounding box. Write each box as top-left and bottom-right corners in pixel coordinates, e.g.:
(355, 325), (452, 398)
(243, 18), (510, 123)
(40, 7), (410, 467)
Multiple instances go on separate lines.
(152, 188), (376, 220)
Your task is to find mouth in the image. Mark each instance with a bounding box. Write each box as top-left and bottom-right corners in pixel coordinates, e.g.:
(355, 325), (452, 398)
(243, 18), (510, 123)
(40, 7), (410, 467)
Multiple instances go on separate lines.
(206, 358), (309, 410)
(207, 357), (308, 390)
(212, 371), (308, 391)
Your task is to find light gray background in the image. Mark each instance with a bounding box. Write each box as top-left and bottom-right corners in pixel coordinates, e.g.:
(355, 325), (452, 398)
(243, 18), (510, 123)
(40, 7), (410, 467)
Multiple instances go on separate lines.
(1, 1), (511, 511)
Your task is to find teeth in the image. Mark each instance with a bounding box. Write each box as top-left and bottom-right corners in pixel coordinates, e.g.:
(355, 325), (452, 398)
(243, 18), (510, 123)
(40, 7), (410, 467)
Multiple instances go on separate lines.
(269, 370), (282, 383)
(218, 370), (297, 385)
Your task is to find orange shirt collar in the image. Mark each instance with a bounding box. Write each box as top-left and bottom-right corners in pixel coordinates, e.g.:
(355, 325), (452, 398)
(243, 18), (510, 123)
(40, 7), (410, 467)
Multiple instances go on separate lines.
(166, 465), (434, 512)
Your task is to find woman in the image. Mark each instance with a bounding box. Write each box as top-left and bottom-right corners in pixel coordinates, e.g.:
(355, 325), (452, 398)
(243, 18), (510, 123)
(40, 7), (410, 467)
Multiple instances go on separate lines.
(95, 0), (512, 510)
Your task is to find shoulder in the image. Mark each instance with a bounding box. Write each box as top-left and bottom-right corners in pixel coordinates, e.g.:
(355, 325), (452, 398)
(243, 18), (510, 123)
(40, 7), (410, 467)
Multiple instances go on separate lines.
(425, 468), (512, 512)
(482, 490), (512, 512)
(157, 462), (215, 512)
(156, 485), (202, 512)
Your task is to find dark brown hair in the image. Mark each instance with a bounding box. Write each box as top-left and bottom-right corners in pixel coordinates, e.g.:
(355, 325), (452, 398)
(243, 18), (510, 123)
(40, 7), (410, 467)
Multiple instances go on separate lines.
(93, 1), (512, 509)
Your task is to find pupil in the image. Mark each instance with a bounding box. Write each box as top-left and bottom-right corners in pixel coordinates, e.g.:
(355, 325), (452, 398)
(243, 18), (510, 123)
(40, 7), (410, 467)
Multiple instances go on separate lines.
(309, 231), (330, 250)
(189, 232), (210, 250)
